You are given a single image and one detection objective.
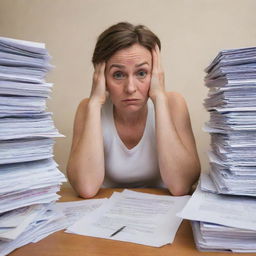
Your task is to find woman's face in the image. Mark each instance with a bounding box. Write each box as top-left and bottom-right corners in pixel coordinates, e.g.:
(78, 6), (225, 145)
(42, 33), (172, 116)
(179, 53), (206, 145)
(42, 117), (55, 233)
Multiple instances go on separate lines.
(105, 43), (152, 113)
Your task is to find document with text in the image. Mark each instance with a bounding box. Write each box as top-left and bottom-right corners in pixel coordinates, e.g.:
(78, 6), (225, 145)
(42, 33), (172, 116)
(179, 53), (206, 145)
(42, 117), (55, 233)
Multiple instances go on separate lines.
(177, 186), (256, 231)
(66, 190), (190, 247)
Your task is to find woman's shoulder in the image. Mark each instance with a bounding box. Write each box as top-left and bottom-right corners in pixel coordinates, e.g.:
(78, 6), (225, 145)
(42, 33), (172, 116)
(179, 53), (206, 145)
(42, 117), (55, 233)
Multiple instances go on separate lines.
(166, 91), (185, 99)
(72, 98), (90, 126)
(165, 91), (191, 126)
(75, 98), (90, 115)
(166, 91), (187, 109)
(75, 98), (111, 118)
(78, 98), (90, 109)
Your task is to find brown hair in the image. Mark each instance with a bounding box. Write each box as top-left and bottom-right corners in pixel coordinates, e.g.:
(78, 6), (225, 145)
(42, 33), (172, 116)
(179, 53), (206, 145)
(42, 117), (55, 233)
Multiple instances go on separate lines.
(92, 22), (161, 65)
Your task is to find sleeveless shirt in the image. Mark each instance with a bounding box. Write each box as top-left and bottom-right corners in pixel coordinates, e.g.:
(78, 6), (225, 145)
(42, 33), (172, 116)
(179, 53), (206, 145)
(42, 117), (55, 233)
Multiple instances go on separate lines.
(101, 98), (163, 188)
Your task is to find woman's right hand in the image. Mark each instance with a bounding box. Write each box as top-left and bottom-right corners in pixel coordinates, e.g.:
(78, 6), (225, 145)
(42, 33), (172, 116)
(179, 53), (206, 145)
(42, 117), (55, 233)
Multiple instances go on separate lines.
(90, 62), (108, 105)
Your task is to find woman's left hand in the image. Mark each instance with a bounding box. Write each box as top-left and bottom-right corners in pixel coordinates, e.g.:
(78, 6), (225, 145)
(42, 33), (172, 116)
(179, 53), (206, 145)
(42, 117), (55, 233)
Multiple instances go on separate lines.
(149, 45), (166, 102)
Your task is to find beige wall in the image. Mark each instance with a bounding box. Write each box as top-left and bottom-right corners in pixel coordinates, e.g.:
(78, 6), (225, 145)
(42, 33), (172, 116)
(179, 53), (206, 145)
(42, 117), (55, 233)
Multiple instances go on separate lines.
(1, 0), (256, 182)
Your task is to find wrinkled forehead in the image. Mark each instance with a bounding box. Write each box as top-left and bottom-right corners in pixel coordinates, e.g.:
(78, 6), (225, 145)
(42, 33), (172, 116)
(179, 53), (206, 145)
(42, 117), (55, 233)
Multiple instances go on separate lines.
(106, 44), (152, 68)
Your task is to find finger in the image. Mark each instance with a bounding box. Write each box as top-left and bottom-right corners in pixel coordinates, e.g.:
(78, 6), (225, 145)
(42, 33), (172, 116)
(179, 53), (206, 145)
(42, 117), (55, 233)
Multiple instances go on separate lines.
(151, 48), (158, 74)
(155, 44), (162, 71)
(105, 90), (109, 99)
(94, 62), (105, 83)
(99, 62), (106, 78)
(155, 43), (160, 54)
(93, 63), (100, 81)
(94, 63), (99, 72)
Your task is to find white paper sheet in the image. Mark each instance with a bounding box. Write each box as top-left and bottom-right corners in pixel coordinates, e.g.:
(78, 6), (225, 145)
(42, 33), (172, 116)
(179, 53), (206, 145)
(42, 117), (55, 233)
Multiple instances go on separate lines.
(0, 204), (67, 256)
(56, 199), (107, 226)
(177, 187), (256, 231)
(67, 190), (190, 247)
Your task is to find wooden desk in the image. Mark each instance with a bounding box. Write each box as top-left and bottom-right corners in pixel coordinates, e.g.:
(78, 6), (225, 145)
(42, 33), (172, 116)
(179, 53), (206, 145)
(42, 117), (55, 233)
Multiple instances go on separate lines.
(9, 187), (253, 256)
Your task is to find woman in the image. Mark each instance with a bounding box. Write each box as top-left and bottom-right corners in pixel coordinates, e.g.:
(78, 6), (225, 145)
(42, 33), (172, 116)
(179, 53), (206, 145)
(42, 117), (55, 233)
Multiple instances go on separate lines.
(67, 22), (200, 198)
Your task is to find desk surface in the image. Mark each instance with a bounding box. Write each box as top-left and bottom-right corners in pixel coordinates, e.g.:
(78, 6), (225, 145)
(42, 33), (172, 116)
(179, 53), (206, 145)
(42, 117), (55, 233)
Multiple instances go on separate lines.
(9, 187), (253, 256)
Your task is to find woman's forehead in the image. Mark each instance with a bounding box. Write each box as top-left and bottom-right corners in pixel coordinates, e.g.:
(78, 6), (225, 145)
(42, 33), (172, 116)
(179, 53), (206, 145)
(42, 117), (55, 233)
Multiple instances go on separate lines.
(107, 44), (152, 66)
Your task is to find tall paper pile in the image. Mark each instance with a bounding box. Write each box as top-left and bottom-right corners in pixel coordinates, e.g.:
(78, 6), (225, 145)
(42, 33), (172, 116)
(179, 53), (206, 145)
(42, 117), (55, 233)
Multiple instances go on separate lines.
(0, 37), (67, 256)
(178, 47), (256, 253)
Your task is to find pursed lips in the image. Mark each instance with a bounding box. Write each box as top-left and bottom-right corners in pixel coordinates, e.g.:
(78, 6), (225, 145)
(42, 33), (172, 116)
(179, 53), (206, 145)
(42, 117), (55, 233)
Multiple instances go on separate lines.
(122, 98), (139, 103)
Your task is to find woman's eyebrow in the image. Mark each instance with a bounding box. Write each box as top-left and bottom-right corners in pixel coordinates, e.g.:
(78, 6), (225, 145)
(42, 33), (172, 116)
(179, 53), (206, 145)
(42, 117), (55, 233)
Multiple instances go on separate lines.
(109, 62), (150, 70)
(135, 62), (149, 67)
(109, 64), (125, 70)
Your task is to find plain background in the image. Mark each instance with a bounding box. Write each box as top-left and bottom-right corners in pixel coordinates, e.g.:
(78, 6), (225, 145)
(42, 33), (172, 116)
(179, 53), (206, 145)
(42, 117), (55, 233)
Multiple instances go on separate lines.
(1, 0), (256, 186)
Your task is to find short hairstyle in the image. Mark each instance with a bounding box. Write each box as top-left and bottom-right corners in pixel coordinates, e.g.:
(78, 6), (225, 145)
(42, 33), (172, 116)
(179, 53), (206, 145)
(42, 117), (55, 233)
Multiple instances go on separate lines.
(92, 22), (161, 65)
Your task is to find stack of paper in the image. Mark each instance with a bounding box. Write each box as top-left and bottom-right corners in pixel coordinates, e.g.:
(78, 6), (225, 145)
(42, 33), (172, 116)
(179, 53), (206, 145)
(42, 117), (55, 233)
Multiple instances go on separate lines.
(178, 186), (256, 253)
(0, 37), (66, 255)
(0, 205), (67, 255)
(203, 47), (256, 196)
(66, 189), (190, 247)
(181, 46), (256, 253)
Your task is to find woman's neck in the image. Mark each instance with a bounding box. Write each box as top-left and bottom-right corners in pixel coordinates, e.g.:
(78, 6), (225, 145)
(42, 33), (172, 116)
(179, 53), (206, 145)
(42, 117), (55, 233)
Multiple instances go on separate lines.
(113, 104), (148, 126)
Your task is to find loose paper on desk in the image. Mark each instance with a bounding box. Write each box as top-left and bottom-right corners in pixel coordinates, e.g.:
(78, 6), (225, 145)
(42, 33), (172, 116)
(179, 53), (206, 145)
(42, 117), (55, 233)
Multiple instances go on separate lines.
(0, 204), (45, 241)
(199, 171), (218, 194)
(56, 199), (107, 226)
(177, 186), (256, 231)
(0, 204), (67, 256)
(67, 190), (190, 247)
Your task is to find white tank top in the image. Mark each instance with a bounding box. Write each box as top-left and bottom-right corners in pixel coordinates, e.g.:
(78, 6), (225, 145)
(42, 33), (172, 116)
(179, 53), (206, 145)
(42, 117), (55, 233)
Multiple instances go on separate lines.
(101, 98), (163, 188)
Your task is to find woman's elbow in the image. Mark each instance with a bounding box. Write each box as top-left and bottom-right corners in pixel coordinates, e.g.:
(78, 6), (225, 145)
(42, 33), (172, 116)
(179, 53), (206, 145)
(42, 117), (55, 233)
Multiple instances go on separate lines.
(76, 186), (99, 199)
(71, 180), (100, 199)
(168, 185), (190, 196)
(167, 176), (198, 196)
(66, 169), (100, 199)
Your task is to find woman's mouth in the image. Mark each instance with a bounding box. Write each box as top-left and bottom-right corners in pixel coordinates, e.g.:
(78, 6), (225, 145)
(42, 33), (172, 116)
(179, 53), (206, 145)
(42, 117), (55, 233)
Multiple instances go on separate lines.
(122, 99), (139, 102)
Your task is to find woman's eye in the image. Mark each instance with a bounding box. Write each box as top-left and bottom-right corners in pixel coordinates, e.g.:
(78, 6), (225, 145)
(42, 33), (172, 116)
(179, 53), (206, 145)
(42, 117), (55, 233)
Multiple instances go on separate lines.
(113, 71), (125, 79)
(136, 70), (147, 79)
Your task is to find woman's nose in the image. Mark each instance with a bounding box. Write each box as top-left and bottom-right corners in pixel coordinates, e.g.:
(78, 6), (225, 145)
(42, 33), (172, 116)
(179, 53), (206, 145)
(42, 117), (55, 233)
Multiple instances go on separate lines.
(125, 76), (137, 94)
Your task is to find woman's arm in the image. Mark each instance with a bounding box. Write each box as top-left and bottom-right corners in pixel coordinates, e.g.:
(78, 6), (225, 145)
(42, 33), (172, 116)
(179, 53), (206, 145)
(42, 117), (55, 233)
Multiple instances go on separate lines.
(66, 63), (107, 198)
(150, 46), (201, 196)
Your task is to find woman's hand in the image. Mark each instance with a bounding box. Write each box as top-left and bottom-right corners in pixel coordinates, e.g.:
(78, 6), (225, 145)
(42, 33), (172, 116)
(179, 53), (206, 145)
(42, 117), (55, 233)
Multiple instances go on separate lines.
(149, 45), (166, 102)
(90, 62), (108, 105)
